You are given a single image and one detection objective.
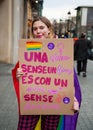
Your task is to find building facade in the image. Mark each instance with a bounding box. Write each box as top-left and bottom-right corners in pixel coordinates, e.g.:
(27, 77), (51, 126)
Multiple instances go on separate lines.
(0, 0), (43, 64)
(76, 6), (93, 40)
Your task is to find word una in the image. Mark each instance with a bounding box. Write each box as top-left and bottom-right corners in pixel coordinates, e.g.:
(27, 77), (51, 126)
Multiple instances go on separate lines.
(24, 52), (48, 63)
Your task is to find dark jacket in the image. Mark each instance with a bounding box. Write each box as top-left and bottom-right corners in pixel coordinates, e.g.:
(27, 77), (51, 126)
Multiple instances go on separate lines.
(74, 38), (92, 61)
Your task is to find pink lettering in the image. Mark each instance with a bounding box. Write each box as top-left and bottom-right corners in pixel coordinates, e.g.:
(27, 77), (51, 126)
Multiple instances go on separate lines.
(24, 94), (53, 103)
(22, 75), (27, 84)
(28, 75), (33, 84)
(35, 77), (51, 85)
(24, 52), (48, 63)
(24, 94), (30, 101)
(57, 66), (72, 75)
(24, 103), (59, 110)
(54, 78), (68, 87)
(21, 64), (56, 74)
(31, 94), (35, 101)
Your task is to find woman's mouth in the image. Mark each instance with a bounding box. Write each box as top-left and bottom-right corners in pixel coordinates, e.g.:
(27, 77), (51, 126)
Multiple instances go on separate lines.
(36, 35), (43, 38)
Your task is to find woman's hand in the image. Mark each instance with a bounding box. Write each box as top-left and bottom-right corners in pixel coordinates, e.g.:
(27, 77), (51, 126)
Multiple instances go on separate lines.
(16, 68), (23, 79)
(72, 97), (79, 113)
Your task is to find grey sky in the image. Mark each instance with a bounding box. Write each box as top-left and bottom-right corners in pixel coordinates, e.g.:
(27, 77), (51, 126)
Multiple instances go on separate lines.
(43, 0), (93, 21)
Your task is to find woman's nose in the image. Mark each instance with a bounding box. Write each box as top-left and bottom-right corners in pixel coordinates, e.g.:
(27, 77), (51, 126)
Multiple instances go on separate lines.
(37, 28), (41, 33)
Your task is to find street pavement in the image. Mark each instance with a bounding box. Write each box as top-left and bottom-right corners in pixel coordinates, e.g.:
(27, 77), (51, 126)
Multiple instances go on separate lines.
(0, 60), (93, 130)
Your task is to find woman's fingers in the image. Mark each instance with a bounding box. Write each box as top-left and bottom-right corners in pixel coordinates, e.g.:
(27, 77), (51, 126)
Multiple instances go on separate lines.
(72, 97), (79, 113)
(16, 68), (23, 79)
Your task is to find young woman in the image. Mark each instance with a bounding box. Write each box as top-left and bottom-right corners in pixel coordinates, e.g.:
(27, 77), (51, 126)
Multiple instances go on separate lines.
(12, 16), (81, 130)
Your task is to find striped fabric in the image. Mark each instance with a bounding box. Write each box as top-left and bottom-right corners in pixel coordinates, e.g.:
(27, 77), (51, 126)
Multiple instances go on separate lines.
(57, 116), (64, 130)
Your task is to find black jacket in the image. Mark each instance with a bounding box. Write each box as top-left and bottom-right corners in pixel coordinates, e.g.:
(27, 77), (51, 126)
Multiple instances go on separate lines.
(74, 38), (92, 61)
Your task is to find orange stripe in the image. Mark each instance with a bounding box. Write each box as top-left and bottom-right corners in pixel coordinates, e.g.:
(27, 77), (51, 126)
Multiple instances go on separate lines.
(26, 41), (42, 45)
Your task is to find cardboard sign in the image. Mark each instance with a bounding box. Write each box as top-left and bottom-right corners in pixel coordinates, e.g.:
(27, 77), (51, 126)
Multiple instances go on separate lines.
(19, 38), (74, 115)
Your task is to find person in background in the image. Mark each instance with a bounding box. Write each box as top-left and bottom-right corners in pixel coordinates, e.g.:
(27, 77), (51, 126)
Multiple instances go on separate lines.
(74, 32), (92, 77)
(12, 16), (81, 130)
(73, 37), (78, 43)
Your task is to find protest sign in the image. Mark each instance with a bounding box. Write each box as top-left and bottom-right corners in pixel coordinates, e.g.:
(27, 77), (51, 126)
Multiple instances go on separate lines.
(19, 38), (74, 115)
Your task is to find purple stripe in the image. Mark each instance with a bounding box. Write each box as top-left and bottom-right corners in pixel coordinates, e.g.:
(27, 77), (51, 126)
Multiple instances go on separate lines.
(64, 68), (82, 130)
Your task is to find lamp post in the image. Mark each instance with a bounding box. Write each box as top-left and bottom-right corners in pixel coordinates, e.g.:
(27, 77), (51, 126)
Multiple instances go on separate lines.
(59, 19), (62, 38)
(67, 11), (71, 37)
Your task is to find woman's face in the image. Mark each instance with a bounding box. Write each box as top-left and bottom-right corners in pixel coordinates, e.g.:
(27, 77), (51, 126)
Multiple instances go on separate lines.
(32, 20), (50, 38)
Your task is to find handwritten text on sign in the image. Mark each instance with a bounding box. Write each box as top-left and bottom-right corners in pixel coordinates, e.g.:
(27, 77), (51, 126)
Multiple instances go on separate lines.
(19, 39), (74, 115)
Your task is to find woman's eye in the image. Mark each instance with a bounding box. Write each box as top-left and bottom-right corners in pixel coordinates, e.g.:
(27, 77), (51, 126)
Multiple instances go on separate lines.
(33, 27), (37, 31)
(39, 26), (44, 29)
(33, 26), (45, 31)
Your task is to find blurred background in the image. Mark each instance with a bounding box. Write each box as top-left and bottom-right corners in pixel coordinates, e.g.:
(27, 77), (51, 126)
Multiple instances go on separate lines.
(0, 0), (93, 64)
